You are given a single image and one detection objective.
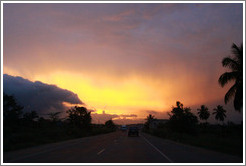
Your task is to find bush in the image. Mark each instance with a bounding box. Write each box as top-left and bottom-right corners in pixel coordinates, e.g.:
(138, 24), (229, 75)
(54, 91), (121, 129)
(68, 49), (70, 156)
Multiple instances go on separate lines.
(105, 120), (116, 131)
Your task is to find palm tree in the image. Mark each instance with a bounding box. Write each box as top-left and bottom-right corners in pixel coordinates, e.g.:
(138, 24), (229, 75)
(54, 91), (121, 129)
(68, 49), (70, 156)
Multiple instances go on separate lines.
(144, 114), (155, 130)
(197, 105), (210, 123)
(47, 112), (61, 122)
(146, 114), (155, 123)
(218, 43), (243, 111)
(23, 110), (39, 122)
(213, 105), (226, 124)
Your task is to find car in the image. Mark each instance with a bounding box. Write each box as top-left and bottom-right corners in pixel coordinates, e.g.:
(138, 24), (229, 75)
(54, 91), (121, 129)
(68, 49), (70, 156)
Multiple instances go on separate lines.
(120, 125), (127, 131)
(128, 127), (139, 136)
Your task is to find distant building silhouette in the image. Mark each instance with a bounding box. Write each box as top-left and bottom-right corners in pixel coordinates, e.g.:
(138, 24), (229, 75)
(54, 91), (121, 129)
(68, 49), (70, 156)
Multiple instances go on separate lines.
(149, 119), (168, 129)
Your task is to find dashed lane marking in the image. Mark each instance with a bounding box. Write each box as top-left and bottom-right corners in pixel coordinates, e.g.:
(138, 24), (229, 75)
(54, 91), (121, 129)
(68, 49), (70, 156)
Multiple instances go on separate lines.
(97, 149), (105, 155)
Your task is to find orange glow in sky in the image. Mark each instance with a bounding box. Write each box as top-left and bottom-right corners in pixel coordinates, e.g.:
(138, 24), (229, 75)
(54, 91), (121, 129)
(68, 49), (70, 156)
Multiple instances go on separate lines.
(3, 3), (243, 123)
(4, 68), (228, 120)
(32, 71), (167, 118)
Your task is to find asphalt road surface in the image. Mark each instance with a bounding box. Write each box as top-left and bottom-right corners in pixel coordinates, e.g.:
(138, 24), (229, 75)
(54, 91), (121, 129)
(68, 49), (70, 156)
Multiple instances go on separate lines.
(3, 131), (242, 163)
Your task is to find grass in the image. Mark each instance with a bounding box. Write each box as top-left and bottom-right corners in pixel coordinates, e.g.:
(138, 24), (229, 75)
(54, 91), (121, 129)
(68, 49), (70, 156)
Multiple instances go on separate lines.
(4, 123), (116, 152)
(144, 124), (243, 157)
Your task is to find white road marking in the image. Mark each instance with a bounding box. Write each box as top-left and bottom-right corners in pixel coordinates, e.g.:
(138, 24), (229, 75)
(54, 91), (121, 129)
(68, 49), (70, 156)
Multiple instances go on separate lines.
(141, 134), (174, 163)
(97, 149), (105, 155)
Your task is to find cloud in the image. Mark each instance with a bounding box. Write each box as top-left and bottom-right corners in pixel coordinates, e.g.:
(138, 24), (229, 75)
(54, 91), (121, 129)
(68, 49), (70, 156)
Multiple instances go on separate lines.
(119, 114), (137, 118)
(103, 9), (135, 22)
(3, 74), (83, 116)
(91, 111), (138, 124)
(3, 3), (243, 81)
(144, 110), (169, 119)
(3, 4), (243, 124)
(91, 112), (119, 124)
(113, 118), (145, 125)
(145, 110), (159, 115)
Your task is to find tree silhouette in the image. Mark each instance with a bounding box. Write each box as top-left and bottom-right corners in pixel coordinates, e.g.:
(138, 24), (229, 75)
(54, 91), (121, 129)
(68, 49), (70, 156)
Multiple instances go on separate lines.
(105, 120), (116, 130)
(168, 101), (198, 134)
(22, 110), (39, 127)
(144, 114), (156, 130)
(146, 114), (155, 122)
(23, 111), (39, 122)
(170, 101), (185, 118)
(3, 93), (23, 125)
(218, 43), (243, 111)
(213, 105), (227, 124)
(197, 105), (210, 123)
(67, 106), (92, 129)
(47, 112), (61, 122)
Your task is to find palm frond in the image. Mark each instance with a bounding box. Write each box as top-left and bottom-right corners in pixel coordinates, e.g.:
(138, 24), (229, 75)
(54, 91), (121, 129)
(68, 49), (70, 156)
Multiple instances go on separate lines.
(234, 85), (243, 111)
(222, 57), (239, 71)
(231, 43), (242, 60)
(224, 83), (236, 104)
(218, 72), (238, 87)
(219, 43), (243, 111)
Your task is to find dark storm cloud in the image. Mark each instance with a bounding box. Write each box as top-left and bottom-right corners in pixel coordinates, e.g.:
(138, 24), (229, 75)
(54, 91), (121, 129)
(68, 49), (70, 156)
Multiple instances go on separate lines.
(3, 74), (83, 115)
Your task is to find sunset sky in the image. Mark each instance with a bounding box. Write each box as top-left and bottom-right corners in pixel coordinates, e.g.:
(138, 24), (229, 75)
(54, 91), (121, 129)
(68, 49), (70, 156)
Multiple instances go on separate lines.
(3, 3), (243, 124)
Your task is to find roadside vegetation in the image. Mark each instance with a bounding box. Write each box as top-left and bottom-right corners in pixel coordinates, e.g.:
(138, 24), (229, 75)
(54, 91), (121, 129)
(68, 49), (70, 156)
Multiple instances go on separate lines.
(143, 101), (243, 157)
(143, 43), (243, 157)
(3, 94), (116, 152)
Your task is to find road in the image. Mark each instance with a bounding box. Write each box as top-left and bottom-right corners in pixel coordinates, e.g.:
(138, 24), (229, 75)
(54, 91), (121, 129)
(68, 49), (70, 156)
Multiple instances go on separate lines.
(3, 131), (242, 163)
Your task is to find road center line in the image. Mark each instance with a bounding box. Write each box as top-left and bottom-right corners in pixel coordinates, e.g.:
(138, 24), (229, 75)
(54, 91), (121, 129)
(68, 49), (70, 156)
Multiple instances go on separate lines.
(141, 134), (174, 163)
(97, 149), (105, 155)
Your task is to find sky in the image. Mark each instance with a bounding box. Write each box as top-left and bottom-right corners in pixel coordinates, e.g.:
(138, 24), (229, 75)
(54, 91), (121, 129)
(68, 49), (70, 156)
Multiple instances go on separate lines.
(3, 3), (243, 124)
